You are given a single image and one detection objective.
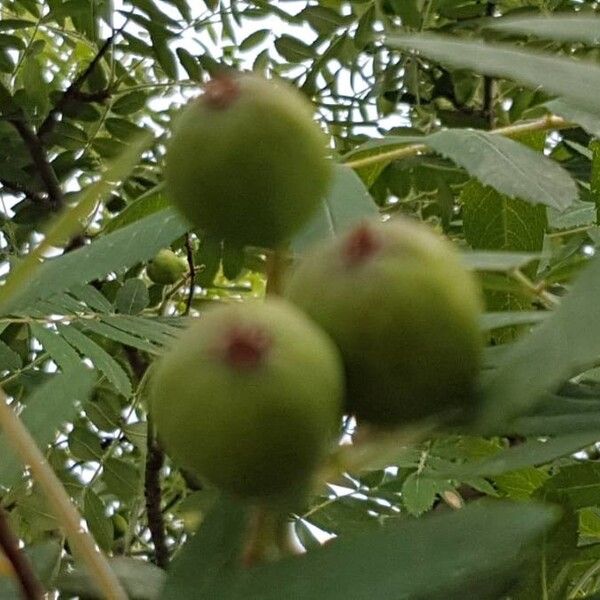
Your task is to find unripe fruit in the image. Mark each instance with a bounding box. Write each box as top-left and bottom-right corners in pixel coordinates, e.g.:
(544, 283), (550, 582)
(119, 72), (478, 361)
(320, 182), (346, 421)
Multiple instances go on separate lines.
(149, 299), (343, 505)
(285, 218), (483, 427)
(146, 249), (188, 285)
(165, 74), (332, 249)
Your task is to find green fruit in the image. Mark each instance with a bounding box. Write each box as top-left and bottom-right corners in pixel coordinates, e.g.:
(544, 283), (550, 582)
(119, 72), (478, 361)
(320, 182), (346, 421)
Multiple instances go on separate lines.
(150, 298), (343, 505)
(146, 249), (188, 285)
(285, 218), (483, 427)
(165, 74), (332, 249)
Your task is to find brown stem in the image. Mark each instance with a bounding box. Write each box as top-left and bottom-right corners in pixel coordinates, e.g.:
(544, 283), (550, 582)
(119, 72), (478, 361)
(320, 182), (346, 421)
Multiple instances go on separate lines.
(184, 233), (195, 316)
(0, 179), (47, 207)
(37, 35), (116, 140)
(144, 417), (169, 569)
(9, 119), (63, 211)
(0, 508), (45, 600)
(483, 2), (495, 128)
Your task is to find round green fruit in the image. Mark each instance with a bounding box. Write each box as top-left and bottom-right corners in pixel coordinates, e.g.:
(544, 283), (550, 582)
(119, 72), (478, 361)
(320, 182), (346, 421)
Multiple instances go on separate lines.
(285, 218), (483, 427)
(146, 249), (188, 285)
(165, 74), (332, 249)
(149, 298), (343, 505)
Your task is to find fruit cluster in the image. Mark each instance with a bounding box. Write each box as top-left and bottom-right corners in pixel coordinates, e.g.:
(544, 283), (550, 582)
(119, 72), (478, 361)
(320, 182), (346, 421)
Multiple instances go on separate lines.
(151, 73), (483, 509)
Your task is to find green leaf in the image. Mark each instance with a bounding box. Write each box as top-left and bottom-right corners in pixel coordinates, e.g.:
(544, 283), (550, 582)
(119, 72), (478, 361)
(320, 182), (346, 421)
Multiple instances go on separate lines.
(292, 164), (378, 253)
(0, 133), (152, 315)
(461, 181), (547, 250)
(115, 279), (149, 315)
(0, 339), (22, 371)
(480, 311), (548, 330)
(161, 496), (248, 600)
(480, 252), (600, 430)
(103, 458), (140, 501)
(56, 557), (165, 600)
(387, 34), (600, 115)
(488, 15), (600, 44)
(461, 251), (539, 272)
(30, 323), (82, 372)
(111, 91), (148, 115)
(428, 130), (576, 211)
(103, 186), (169, 234)
(401, 472), (440, 516)
(541, 463), (600, 510)
(274, 35), (314, 62)
(82, 318), (161, 354)
(57, 324), (132, 396)
(0, 368), (95, 488)
(84, 490), (114, 552)
(3, 208), (187, 314)
(546, 99), (600, 139)
(436, 433), (600, 480)
(183, 502), (558, 600)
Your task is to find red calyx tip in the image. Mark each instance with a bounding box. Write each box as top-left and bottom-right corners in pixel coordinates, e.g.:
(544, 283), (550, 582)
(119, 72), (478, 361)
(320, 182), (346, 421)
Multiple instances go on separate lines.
(343, 224), (381, 266)
(202, 75), (241, 110)
(222, 326), (271, 369)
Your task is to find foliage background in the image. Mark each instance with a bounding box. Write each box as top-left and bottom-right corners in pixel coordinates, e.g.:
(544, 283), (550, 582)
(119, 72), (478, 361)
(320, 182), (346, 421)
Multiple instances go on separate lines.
(1, 0), (600, 598)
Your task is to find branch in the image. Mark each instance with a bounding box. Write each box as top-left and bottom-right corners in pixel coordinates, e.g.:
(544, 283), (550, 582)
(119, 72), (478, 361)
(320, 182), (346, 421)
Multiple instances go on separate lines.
(9, 119), (63, 211)
(144, 418), (169, 569)
(344, 114), (571, 170)
(0, 389), (127, 600)
(37, 35), (115, 140)
(0, 178), (47, 207)
(0, 507), (45, 600)
(184, 233), (195, 316)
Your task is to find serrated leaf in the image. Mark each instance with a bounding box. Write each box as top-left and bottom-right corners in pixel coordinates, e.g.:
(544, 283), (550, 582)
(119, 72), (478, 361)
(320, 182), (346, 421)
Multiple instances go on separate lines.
(428, 130), (575, 211)
(401, 472), (440, 516)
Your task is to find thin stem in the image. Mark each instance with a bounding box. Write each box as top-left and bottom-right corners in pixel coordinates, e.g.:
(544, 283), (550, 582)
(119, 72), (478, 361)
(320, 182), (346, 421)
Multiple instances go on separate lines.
(344, 114), (571, 170)
(9, 120), (63, 211)
(184, 233), (195, 316)
(0, 508), (45, 600)
(0, 388), (127, 600)
(144, 416), (169, 569)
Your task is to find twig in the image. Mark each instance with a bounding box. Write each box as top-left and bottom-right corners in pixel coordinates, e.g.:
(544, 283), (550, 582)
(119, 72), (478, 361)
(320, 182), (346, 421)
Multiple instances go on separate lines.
(0, 178), (47, 207)
(483, 2), (496, 128)
(37, 35), (116, 140)
(144, 417), (169, 569)
(0, 388), (127, 600)
(184, 233), (195, 316)
(9, 119), (63, 211)
(124, 348), (170, 569)
(0, 507), (45, 600)
(344, 114), (571, 170)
